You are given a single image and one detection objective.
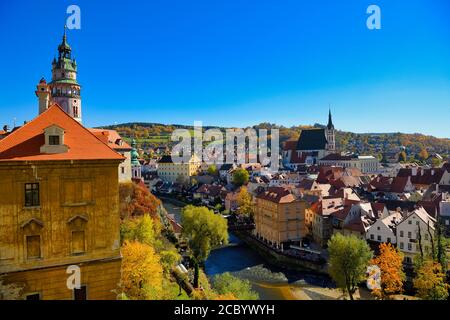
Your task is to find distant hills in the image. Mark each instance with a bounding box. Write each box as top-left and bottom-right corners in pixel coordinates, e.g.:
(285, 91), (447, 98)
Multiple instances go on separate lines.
(99, 122), (450, 160)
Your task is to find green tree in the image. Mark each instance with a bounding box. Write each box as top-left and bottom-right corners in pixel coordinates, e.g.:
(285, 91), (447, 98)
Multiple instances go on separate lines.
(413, 260), (449, 300)
(435, 222), (448, 274)
(120, 214), (162, 248)
(232, 168), (249, 187)
(212, 272), (259, 300)
(207, 165), (218, 176)
(181, 205), (228, 288)
(328, 234), (373, 300)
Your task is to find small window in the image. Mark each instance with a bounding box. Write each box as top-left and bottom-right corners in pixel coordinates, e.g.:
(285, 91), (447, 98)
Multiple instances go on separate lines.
(74, 286), (87, 300)
(26, 235), (41, 259)
(121, 167), (125, 174)
(49, 135), (60, 145)
(370, 234), (374, 240)
(25, 183), (40, 207)
(26, 293), (40, 300)
(377, 235), (381, 241)
(72, 231), (86, 254)
(408, 232), (412, 239)
(400, 242), (404, 249)
(408, 221), (412, 225)
(399, 230), (404, 237)
(387, 237), (391, 243)
(408, 243), (412, 250)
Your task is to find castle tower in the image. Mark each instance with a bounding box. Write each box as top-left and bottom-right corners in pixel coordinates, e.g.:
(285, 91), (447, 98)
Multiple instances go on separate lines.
(43, 26), (82, 122)
(325, 109), (336, 152)
(35, 78), (51, 114)
(131, 139), (142, 180)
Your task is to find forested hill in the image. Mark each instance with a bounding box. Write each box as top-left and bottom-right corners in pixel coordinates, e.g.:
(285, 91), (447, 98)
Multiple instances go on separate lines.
(99, 122), (450, 159)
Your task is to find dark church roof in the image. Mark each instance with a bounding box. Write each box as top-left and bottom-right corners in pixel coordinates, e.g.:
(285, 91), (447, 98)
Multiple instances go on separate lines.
(296, 129), (328, 151)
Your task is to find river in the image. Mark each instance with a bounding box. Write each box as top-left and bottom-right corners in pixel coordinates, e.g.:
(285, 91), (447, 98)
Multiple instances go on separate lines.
(162, 200), (335, 300)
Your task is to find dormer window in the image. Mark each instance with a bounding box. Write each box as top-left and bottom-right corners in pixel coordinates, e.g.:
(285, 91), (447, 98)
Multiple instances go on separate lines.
(49, 135), (60, 145)
(40, 124), (69, 154)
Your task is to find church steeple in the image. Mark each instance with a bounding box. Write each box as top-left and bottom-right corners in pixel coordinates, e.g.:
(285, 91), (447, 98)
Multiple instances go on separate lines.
(325, 108), (336, 152)
(327, 108), (334, 130)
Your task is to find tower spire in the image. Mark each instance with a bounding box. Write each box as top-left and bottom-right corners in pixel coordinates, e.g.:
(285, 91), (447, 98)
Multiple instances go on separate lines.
(327, 106), (334, 130)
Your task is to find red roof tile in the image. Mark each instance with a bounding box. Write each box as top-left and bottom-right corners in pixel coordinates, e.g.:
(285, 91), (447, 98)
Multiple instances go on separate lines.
(89, 129), (132, 150)
(0, 104), (125, 162)
(257, 187), (297, 203)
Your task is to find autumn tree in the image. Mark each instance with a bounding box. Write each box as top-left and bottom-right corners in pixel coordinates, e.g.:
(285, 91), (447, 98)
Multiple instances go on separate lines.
(236, 187), (254, 217)
(419, 148), (429, 161)
(328, 234), (373, 300)
(370, 243), (405, 299)
(119, 182), (161, 219)
(212, 272), (259, 300)
(120, 241), (164, 300)
(398, 151), (407, 163)
(232, 168), (249, 187)
(181, 205), (228, 288)
(214, 293), (238, 300)
(413, 260), (449, 300)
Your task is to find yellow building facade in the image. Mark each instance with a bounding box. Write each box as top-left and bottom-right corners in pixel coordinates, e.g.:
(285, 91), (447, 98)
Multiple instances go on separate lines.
(254, 187), (307, 248)
(157, 155), (201, 183)
(0, 105), (123, 300)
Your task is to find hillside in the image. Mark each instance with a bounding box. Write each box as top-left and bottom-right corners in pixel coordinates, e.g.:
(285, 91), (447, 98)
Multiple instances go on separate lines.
(99, 122), (450, 160)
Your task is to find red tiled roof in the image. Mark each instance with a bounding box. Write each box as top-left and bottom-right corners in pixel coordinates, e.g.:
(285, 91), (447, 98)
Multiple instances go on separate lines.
(397, 168), (445, 185)
(257, 187), (297, 204)
(389, 176), (409, 193)
(196, 184), (225, 197)
(343, 218), (366, 233)
(283, 140), (297, 151)
(0, 104), (125, 162)
(290, 151), (307, 164)
(88, 129), (132, 150)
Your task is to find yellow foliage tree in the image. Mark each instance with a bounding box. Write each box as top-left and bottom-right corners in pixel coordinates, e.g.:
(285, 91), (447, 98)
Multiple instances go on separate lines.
(414, 260), (449, 300)
(120, 240), (164, 300)
(236, 187), (253, 217)
(370, 243), (405, 299)
(215, 293), (238, 300)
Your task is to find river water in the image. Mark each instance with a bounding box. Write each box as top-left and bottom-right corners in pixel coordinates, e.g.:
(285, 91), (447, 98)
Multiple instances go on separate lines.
(163, 200), (334, 300)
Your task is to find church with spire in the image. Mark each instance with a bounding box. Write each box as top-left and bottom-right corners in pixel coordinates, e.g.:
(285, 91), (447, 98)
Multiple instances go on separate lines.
(36, 26), (82, 122)
(282, 110), (336, 168)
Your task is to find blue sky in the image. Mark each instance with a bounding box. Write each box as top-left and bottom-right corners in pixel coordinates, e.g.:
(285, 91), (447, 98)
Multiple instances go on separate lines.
(0, 0), (449, 137)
